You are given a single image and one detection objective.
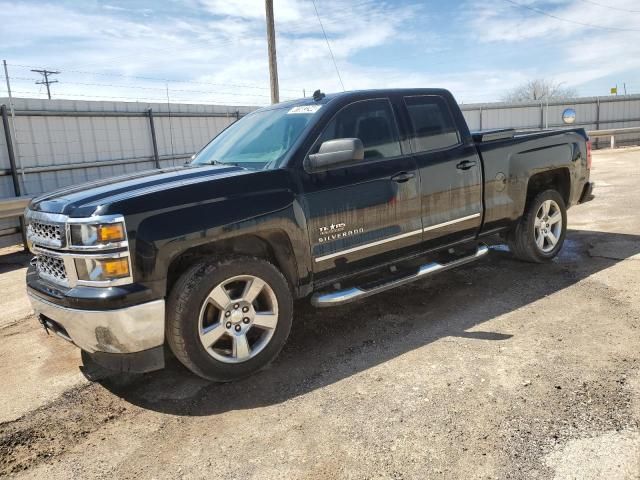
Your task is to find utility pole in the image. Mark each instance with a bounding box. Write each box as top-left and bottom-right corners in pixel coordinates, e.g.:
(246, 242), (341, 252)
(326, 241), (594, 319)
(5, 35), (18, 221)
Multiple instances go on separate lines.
(264, 0), (279, 104)
(31, 68), (59, 99)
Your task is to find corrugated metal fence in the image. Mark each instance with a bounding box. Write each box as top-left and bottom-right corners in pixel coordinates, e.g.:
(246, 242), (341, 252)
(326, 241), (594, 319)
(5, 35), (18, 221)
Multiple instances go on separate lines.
(0, 97), (256, 247)
(1, 94), (640, 247)
(460, 94), (640, 147)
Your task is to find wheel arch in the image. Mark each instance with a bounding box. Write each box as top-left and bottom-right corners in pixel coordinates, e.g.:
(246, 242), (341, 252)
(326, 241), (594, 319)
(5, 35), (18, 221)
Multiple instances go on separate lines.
(525, 167), (571, 209)
(166, 230), (300, 298)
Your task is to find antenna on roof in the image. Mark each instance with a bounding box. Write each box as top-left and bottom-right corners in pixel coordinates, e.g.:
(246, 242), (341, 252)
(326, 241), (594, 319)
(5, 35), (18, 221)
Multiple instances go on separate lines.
(313, 89), (325, 101)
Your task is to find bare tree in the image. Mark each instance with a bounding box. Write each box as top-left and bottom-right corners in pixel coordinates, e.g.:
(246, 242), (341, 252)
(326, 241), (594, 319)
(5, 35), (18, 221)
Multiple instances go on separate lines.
(502, 79), (578, 103)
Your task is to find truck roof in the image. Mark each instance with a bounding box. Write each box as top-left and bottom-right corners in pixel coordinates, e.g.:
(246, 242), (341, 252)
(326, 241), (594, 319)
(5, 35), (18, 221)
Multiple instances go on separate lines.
(261, 88), (454, 111)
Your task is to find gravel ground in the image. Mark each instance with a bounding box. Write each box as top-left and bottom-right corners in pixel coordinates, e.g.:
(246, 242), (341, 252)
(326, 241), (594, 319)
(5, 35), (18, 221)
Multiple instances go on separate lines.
(1, 147), (639, 479)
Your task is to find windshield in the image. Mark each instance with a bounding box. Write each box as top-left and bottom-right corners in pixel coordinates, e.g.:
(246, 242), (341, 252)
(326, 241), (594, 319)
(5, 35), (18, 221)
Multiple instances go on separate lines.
(191, 105), (321, 170)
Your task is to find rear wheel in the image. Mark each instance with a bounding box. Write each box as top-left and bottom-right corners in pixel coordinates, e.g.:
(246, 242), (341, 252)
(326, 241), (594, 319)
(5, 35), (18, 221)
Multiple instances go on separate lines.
(507, 189), (567, 263)
(166, 256), (293, 382)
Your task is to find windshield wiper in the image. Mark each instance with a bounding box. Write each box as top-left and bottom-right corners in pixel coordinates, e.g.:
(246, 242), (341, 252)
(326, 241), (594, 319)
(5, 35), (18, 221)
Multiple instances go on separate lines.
(198, 159), (249, 170)
(201, 159), (223, 165)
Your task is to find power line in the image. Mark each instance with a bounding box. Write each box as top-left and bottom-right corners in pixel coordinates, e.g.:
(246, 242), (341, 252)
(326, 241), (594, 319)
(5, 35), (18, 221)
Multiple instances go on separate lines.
(5, 89), (270, 103)
(7, 76), (274, 98)
(310, 0), (345, 91)
(577, 0), (640, 13)
(30, 69), (59, 99)
(8, 63), (304, 93)
(6, 86), (299, 103)
(502, 0), (640, 32)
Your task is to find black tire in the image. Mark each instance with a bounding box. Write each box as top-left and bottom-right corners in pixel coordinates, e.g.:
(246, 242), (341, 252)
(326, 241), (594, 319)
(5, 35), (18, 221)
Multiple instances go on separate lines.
(507, 189), (567, 263)
(166, 256), (293, 382)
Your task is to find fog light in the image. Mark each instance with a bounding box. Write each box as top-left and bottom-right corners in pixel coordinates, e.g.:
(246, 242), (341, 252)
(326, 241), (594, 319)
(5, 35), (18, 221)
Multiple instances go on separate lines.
(102, 257), (129, 277)
(75, 257), (130, 281)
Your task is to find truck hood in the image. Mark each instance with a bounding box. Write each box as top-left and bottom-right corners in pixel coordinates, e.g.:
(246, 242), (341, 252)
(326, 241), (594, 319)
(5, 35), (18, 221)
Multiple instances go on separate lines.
(29, 164), (250, 216)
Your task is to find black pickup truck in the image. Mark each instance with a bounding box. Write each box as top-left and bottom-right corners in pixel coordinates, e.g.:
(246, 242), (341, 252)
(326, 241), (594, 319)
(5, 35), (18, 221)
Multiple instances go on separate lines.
(25, 88), (594, 381)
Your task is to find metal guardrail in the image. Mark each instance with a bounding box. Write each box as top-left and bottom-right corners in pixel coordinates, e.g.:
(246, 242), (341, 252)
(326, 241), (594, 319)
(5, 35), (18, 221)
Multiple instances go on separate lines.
(0, 196), (30, 247)
(587, 126), (640, 149)
(0, 153), (193, 177)
(0, 196), (31, 220)
(587, 126), (640, 136)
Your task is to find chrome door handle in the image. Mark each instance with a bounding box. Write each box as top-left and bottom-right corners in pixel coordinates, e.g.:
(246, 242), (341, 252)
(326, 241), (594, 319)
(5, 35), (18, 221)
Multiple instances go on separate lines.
(391, 172), (415, 183)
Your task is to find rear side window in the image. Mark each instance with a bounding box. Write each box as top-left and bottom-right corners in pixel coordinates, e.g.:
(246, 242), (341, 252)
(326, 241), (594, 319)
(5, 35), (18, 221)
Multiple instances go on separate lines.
(315, 99), (401, 160)
(404, 95), (460, 153)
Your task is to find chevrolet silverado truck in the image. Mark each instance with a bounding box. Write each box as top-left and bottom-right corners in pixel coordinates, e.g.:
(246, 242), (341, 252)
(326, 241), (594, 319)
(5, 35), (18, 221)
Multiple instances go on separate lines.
(25, 88), (594, 381)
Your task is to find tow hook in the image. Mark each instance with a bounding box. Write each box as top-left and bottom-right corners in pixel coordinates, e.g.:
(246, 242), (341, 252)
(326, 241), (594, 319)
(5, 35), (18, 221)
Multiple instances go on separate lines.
(38, 315), (50, 335)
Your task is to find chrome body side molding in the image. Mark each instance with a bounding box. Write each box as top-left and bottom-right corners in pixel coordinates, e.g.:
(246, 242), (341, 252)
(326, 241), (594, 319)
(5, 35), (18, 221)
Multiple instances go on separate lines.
(314, 212), (481, 263)
(422, 212), (480, 232)
(314, 228), (423, 263)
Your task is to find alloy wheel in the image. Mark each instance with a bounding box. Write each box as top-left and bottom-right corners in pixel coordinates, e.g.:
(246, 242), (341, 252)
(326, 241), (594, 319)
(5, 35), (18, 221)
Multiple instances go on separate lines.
(198, 275), (278, 363)
(534, 199), (562, 253)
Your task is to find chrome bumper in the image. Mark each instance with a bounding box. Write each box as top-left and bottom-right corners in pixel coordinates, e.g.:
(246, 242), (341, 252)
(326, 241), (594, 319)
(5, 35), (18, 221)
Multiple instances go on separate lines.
(28, 292), (165, 354)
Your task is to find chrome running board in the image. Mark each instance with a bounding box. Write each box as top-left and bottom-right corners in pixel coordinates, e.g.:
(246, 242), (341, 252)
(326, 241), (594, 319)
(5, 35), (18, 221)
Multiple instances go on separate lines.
(311, 243), (489, 308)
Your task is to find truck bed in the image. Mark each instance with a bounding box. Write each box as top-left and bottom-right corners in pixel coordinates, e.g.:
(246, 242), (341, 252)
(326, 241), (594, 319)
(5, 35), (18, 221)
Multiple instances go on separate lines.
(473, 127), (590, 234)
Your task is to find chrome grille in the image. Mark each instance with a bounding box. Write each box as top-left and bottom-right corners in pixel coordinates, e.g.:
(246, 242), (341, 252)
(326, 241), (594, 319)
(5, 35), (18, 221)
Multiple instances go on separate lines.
(35, 253), (68, 285)
(27, 221), (64, 248)
(25, 209), (133, 288)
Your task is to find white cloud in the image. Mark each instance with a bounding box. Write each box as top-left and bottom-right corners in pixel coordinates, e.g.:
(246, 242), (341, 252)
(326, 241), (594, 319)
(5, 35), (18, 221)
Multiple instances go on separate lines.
(0, 0), (427, 104)
(0, 0), (638, 105)
(464, 0), (640, 95)
(468, 0), (639, 42)
(199, 0), (304, 23)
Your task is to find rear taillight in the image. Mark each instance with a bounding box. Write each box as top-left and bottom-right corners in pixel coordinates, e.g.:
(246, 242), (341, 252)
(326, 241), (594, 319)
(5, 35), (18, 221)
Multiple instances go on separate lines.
(586, 139), (592, 170)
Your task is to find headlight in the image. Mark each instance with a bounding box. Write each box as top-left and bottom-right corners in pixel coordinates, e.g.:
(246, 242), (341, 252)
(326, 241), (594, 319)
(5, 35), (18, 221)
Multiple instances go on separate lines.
(75, 256), (130, 281)
(70, 222), (126, 247)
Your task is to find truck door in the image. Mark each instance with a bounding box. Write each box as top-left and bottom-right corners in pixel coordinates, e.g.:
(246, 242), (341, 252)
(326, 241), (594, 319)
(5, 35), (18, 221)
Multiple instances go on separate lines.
(402, 95), (482, 248)
(299, 98), (422, 280)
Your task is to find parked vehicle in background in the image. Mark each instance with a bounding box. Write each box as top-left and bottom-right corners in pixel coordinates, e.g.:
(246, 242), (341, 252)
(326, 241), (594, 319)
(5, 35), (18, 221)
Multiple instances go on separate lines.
(24, 88), (594, 381)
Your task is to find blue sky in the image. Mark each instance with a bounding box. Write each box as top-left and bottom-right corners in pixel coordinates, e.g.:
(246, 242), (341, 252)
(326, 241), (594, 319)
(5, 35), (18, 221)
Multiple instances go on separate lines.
(1, 0), (639, 105)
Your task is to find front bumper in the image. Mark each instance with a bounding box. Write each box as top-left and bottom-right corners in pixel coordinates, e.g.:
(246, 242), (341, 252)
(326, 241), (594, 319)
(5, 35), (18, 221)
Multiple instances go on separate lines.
(28, 291), (165, 355)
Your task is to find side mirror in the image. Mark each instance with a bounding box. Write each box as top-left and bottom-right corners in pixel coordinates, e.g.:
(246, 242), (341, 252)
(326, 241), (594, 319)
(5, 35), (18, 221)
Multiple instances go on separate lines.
(305, 138), (364, 173)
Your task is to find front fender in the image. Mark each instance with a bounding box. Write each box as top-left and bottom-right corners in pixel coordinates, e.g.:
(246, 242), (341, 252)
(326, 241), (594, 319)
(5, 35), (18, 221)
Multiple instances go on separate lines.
(125, 170), (311, 297)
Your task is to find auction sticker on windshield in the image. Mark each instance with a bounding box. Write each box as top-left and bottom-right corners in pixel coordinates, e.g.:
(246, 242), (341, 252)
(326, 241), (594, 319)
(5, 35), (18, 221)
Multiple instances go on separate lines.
(288, 105), (322, 114)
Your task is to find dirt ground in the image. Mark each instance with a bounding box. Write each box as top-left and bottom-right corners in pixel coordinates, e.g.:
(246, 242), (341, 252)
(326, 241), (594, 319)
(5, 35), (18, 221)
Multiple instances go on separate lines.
(1, 147), (639, 479)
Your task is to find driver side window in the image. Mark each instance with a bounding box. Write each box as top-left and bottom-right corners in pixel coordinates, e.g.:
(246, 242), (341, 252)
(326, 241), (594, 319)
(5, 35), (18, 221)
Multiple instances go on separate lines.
(315, 99), (402, 160)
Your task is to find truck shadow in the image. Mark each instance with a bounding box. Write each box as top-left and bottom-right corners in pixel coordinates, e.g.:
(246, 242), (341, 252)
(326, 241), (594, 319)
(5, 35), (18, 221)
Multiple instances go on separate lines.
(93, 228), (640, 416)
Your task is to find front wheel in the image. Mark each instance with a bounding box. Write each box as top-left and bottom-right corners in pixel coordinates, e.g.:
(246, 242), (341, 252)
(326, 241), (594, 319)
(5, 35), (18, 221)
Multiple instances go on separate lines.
(166, 256), (293, 382)
(507, 189), (567, 263)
